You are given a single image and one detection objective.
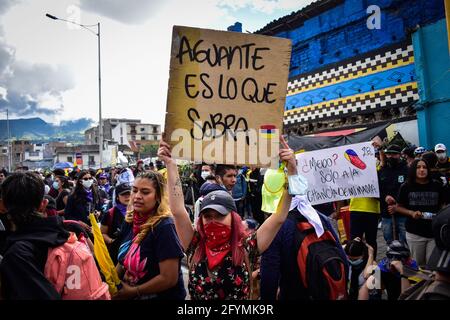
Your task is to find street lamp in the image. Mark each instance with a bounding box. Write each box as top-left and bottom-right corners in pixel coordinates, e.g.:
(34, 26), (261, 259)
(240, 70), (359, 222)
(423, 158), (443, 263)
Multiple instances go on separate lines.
(46, 13), (103, 169)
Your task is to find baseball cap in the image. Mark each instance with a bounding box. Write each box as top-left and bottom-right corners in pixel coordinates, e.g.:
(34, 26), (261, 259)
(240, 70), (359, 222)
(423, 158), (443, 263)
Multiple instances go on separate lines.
(200, 190), (237, 216)
(414, 146), (426, 156)
(386, 240), (410, 260)
(427, 205), (450, 272)
(115, 183), (131, 195)
(99, 173), (107, 179)
(435, 143), (447, 153)
(384, 144), (401, 154)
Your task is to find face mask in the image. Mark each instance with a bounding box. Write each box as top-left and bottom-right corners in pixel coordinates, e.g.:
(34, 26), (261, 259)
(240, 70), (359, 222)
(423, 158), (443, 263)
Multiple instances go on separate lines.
(437, 152), (447, 161)
(82, 179), (93, 189)
(201, 171), (210, 180)
(349, 258), (364, 267)
(203, 220), (232, 270)
(52, 181), (59, 190)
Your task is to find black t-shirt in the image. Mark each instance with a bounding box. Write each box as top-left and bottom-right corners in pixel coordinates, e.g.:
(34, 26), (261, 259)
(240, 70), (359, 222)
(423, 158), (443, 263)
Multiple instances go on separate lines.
(378, 162), (409, 217)
(398, 181), (445, 238)
(118, 217), (186, 300)
(55, 189), (71, 211)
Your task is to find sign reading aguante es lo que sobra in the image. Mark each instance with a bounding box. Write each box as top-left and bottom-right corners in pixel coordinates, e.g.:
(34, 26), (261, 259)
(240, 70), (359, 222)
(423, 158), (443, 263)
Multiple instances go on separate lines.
(164, 26), (292, 168)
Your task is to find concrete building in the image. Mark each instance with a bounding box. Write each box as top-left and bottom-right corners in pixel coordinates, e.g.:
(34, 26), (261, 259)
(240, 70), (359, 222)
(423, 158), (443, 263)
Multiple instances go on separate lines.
(54, 143), (118, 170)
(85, 118), (141, 145)
(256, 0), (445, 143)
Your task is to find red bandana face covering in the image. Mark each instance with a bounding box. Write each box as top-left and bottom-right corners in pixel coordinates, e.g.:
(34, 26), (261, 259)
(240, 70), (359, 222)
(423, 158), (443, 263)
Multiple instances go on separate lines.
(133, 210), (153, 237)
(204, 221), (232, 270)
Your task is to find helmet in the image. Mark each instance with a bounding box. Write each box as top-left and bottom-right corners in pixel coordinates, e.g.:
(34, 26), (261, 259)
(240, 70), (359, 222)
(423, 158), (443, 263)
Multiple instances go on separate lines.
(414, 146), (426, 156)
(386, 240), (410, 260)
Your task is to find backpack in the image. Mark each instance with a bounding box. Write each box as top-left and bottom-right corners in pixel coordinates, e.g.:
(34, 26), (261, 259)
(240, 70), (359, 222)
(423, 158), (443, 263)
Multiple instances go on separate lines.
(44, 232), (111, 300)
(291, 211), (348, 300)
(232, 172), (248, 200)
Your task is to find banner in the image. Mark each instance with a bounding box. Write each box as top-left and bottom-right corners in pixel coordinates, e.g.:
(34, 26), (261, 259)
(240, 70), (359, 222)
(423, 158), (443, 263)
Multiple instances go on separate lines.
(296, 142), (380, 205)
(164, 26), (291, 168)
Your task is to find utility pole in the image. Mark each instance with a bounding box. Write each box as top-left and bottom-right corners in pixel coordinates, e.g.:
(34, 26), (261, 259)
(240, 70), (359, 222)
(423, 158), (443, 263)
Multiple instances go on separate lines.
(6, 109), (11, 172)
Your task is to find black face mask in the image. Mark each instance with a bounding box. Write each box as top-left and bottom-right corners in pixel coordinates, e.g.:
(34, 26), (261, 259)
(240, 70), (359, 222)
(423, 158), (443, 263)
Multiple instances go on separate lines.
(386, 157), (399, 167)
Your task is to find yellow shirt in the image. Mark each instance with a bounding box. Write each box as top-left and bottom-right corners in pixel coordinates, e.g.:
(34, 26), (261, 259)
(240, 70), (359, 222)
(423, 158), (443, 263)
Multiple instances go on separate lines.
(349, 197), (380, 214)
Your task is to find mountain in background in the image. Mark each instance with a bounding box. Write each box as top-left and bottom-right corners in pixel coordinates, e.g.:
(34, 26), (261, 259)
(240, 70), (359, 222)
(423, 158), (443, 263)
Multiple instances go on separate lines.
(0, 117), (95, 143)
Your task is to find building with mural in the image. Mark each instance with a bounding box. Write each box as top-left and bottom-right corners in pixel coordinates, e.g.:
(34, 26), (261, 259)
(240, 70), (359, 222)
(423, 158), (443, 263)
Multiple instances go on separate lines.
(256, 0), (445, 145)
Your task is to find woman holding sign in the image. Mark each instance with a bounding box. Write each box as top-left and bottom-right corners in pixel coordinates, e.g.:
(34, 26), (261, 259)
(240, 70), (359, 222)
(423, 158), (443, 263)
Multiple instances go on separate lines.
(393, 159), (447, 266)
(158, 136), (307, 300)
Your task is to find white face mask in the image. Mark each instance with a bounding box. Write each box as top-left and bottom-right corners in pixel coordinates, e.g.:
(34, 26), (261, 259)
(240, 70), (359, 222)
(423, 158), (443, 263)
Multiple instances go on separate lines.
(82, 179), (93, 189)
(437, 152), (447, 161)
(201, 171), (211, 180)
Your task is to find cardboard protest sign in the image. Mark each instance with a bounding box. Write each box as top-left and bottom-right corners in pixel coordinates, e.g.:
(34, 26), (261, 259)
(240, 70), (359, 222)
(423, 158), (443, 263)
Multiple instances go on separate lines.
(296, 142), (380, 205)
(164, 26), (291, 168)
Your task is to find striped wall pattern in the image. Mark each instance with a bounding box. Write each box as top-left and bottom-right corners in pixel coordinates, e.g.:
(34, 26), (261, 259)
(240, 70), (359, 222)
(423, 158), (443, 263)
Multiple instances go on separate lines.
(284, 42), (419, 127)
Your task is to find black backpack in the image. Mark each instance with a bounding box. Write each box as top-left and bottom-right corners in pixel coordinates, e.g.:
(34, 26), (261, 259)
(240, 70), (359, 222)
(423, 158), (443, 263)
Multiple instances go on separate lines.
(289, 210), (348, 300)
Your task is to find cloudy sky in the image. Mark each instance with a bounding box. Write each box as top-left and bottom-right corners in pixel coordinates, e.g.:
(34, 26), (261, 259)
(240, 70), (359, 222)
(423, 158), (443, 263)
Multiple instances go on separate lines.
(0, 0), (314, 127)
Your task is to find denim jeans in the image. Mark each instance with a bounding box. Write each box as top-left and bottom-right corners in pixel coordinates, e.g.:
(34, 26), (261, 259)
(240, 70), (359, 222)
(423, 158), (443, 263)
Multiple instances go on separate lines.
(381, 215), (407, 245)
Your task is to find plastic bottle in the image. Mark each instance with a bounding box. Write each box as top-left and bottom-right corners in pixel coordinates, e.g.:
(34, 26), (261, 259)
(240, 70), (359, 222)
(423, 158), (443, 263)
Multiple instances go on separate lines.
(421, 212), (434, 220)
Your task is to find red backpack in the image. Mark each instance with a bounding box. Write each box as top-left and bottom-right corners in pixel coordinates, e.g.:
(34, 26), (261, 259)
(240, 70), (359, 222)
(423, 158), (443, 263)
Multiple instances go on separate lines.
(44, 232), (111, 300)
(291, 211), (348, 300)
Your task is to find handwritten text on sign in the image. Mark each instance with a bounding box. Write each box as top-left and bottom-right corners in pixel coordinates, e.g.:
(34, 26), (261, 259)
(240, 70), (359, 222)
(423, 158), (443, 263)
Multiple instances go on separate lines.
(165, 26), (291, 167)
(296, 142), (380, 205)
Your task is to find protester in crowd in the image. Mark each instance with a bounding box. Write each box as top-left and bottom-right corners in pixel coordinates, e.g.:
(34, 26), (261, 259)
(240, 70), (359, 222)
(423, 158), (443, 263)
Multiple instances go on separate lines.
(133, 160), (145, 178)
(148, 162), (156, 172)
(215, 164), (237, 194)
(402, 146), (416, 167)
(0, 172), (70, 299)
(349, 196), (380, 257)
(53, 175), (71, 216)
(101, 183), (131, 265)
(414, 146), (426, 159)
(378, 144), (409, 244)
(113, 171), (186, 300)
(0, 169), (8, 184)
(260, 195), (347, 300)
(435, 143), (450, 175)
(359, 240), (418, 300)
(0, 188), (10, 256)
(232, 166), (249, 218)
(97, 173), (112, 196)
(160, 136), (306, 300)
(247, 166), (264, 226)
(344, 238), (376, 300)
(393, 159), (447, 266)
(400, 204), (450, 300)
(64, 170), (102, 225)
(193, 179), (224, 228)
(422, 151), (447, 187)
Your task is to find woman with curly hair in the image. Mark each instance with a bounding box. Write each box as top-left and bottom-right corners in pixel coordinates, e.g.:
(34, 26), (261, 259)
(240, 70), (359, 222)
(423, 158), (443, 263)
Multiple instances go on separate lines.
(113, 171), (186, 300)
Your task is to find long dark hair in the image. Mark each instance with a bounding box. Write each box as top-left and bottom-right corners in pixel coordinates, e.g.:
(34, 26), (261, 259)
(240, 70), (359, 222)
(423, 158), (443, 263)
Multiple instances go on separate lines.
(1, 172), (45, 228)
(407, 159), (429, 185)
(56, 175), (71, 190)
(72, 170), (99, 204)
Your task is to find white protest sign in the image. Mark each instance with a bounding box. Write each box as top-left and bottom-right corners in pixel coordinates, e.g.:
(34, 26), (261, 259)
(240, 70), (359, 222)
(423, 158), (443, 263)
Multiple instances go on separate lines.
(296, 142), (379, 205)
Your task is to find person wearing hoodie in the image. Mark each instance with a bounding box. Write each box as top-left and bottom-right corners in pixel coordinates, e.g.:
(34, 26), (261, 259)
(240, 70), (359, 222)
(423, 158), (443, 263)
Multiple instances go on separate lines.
(64, 170), (102, 225)
(0, 171), (70, 300)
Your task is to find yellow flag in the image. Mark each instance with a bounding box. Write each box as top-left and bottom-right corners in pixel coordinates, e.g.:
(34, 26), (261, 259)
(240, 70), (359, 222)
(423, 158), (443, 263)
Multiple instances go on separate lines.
(89, 213), (121, 294)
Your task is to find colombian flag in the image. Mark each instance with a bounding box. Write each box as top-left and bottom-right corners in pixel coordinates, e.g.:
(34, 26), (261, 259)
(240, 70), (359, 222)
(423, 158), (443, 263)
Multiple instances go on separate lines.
(260, 125), (277, 139)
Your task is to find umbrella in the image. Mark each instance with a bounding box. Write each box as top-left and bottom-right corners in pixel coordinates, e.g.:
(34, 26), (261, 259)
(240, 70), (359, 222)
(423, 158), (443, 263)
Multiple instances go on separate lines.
(53, 162), (74, 170)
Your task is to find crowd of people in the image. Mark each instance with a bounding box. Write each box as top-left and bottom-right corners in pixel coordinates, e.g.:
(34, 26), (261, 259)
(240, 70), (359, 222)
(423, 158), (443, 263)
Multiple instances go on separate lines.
(0, 139), (449, 300)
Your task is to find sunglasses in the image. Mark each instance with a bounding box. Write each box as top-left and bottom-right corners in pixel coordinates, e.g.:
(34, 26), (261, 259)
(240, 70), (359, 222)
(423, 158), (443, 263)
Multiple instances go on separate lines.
(82, 178), (93, 181)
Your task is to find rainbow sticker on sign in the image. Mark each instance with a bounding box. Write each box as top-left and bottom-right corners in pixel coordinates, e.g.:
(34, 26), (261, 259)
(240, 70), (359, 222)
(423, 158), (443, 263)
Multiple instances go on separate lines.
(344, 149), (367, 170)
(260, 125), (277, 139)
